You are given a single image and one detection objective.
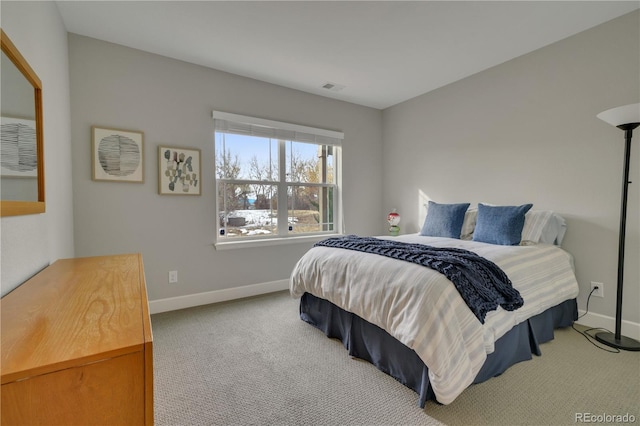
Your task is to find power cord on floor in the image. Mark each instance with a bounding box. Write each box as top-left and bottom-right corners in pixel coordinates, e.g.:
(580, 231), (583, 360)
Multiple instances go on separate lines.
(572, 286), (620, 353)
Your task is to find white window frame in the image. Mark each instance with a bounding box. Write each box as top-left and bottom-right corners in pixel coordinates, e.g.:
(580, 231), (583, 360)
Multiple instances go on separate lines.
(213, 111), (343, 250)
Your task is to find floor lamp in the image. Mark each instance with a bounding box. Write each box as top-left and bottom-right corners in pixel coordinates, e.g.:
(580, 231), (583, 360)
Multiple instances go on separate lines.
(596, 103), (640, 351)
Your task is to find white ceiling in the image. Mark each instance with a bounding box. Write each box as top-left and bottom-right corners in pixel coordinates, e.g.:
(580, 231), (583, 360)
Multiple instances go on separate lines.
(56, 1), (639, 110)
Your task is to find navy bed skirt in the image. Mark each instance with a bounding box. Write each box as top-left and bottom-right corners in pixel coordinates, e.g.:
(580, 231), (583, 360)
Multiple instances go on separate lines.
(299, 292), (577, 408)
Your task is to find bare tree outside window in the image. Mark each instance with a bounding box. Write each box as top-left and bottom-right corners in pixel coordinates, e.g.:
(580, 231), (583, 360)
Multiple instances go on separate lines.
(213, 113), (341, 242)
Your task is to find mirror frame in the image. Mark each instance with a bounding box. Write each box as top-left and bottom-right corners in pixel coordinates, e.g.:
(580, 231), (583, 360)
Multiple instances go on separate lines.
(1, 29), (45, 217)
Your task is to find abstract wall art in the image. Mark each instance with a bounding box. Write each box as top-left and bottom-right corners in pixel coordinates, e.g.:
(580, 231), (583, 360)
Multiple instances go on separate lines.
(1, 117), (37, 177)
(92, 126), (144, 183)
(158, 146), (201, 195)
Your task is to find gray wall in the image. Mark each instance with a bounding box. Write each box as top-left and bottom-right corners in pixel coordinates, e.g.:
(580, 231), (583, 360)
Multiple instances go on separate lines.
(68, 34), (383, 301)
(4, 4), (636, 329)
(1, 1), (75, 296)
(382, 11), (640, 324)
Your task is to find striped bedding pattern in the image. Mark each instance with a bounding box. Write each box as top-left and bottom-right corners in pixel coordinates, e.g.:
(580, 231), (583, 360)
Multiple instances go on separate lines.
(289, 234), (579, 404)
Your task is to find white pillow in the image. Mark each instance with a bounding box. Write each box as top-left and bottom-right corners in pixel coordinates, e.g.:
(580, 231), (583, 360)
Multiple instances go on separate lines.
(460, 208), (477, 240)
(520, 210), (567, 246)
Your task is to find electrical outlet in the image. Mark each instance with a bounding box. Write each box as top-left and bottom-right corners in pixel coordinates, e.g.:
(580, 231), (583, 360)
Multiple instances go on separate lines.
(169, 270), (178, 284)
(590, 281), (604, 298)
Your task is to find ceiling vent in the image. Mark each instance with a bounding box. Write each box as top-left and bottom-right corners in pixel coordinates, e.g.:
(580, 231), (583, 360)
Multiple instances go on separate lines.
(321, 82), (345, 92)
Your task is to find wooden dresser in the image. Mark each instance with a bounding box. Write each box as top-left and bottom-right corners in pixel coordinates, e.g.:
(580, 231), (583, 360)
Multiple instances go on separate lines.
(1, 254), (153, 425)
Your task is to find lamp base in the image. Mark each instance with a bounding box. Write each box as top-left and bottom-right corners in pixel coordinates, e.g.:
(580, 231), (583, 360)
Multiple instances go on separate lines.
(595, 331), (640, 351)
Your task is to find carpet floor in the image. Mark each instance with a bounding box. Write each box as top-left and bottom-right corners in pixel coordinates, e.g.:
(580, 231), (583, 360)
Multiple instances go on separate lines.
(152, 290), (639, 425)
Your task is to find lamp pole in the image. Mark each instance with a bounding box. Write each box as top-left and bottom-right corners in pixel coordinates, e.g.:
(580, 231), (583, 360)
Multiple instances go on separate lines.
(614, 125), (634, 340)
(595, 121), (640, 351)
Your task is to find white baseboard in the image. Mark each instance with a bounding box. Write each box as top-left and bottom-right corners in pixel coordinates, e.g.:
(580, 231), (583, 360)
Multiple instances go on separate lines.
(576, 310), (640, 341)
(149, 279), (290, 314)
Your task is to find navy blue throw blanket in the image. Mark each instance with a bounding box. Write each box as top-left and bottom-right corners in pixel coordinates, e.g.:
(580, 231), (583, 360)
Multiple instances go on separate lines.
(314, 235), (523, 323)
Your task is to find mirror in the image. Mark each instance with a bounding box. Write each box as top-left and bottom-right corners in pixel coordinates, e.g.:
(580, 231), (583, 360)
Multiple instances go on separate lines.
(1, 29), (45, 216)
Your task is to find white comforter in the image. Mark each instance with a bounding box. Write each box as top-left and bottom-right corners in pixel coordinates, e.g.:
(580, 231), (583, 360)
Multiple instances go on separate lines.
(289, 234), (579, 405)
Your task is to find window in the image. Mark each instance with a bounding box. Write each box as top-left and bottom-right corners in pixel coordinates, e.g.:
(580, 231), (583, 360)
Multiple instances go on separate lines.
(213, 111), (343, 246)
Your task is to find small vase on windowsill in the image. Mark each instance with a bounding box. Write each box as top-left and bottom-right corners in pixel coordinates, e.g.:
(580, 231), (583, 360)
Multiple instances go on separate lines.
(387, 209), (401, 236)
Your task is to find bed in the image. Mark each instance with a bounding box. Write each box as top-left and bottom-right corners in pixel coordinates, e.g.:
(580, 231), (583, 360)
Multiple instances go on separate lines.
(289, 203), (579, 408)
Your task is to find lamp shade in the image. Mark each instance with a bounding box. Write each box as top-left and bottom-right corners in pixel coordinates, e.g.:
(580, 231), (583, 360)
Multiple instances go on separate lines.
(597, 103), (640, 127)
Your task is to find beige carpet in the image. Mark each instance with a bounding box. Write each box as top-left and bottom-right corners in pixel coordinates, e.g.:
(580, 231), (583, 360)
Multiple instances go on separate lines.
(152, 291), (639, 425)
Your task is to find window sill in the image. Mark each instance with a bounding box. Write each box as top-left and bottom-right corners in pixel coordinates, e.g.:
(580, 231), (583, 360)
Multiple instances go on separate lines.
(214, 234), (340, 251)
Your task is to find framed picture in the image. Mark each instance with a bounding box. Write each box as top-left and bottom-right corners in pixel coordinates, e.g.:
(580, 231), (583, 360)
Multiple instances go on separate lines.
(158, 146), (201, 195)
(92, 126), (144, 183)
(1, 117), (38, 177)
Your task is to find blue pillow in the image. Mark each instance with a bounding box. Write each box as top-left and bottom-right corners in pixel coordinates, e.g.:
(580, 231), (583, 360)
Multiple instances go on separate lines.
(420, 202), (470, 238)
(473, 203), (534, 246)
